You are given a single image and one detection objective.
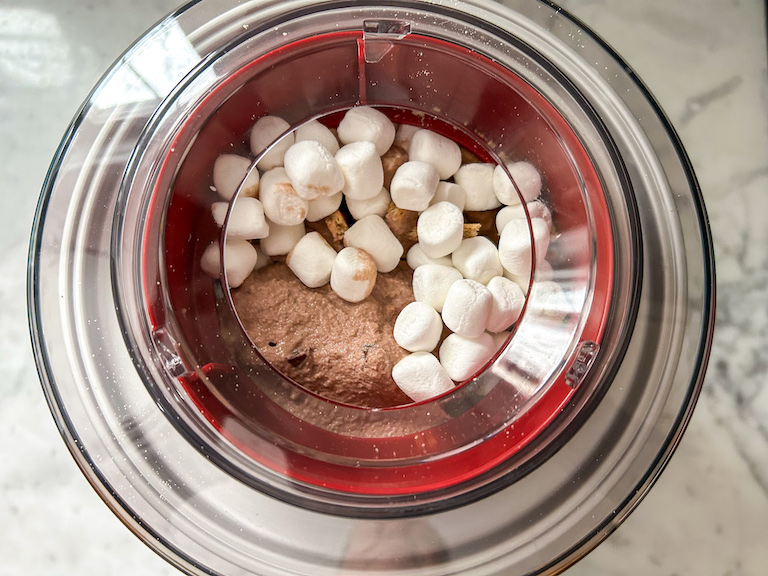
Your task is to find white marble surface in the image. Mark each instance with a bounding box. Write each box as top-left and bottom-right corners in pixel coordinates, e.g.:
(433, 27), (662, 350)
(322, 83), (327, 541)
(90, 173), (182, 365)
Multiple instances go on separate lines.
(1, 0), (767, 574)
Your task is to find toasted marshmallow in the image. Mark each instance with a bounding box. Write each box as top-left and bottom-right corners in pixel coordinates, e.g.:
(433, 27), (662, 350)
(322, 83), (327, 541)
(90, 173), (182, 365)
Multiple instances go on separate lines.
(408, 129), (462, 179)
(306, 192), (343, 222)
(212, 154), (259, 200)
(394, 123), (420, 152)
(260, 220), (305, 256)
(412, 264), (463, 312)
(390, 161), (440, 211)
(441, 279), (493, 338)
(451, 236), (503, 285)
(330, 247), (377, 302)
(200, 239), (259, 288)
(286, 231), (337, 288)
(392, 352), (455, 402)
(393, 302), (443, 353)
(346, 187), (391, 220)
(337, 106), (396, 155)
(343, 214), (404, 273)
(439, 332), (497, 382)
(493, 161), (542, 205)
(417, 201), (465, 258)
(211, 197), (269, 240)
(250, 116), (294, 171)
(294, 120), (340, 155)
(485, 276), (525, 333)
(453, 163), (500, 211)
(335, 141), (384, 200)
(495, 201), (552, 234)
(406, 243), (453, 269)
(283, 140), (345, 201)
(498, 217), (550, 276)
(258, 167), (308, 226)
(429, 181), (466, 211)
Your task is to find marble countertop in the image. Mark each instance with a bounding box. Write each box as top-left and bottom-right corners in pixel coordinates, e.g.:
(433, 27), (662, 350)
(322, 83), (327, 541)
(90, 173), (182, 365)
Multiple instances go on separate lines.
(1, 0), (766, 574)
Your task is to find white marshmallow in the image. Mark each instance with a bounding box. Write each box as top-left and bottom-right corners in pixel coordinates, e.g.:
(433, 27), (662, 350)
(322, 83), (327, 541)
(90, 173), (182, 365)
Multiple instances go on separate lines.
(212, 154), (260, 200)
(537, 259), (554, 281)
(258, 167), (308, 226)
(337, 106), (396, 155)
(491, 330), (511, 352)
(485, 276), (525, 333)
(451, 236), (503, 285)
(439, 332), (497, 382)
(211, 197), (269, 240)
(294, 120), (340, 155)
(393, 302), (443, 353)
(306, 192), (343, 222)
(441, 279), (493, 338)
(346, 187), (391, 220)
(392, 352), (455, 402)
(493, 161), (542, 204)
(250, 116), (294, 171)
(530, 280), (569, 320)
(286, 231), (337, 288)
(394, 123), (420, 152)
(343, 214), (403, 273)
(389, 161), (439, 211)
(503, 267), (530, 295)
(406, 243), (453, 269)
(283, 140), (345, 201)
(408, 129), (462, 179)
(430, 181), (466, 211)
(260, 220), (305, 256)
(416, 201), (464, 259)
(412, 264), (463, 312)
(200, 239), (259, 288)
(335, 141), (384, 200)
(495, 201), (552, 234)
(453, 163), (500, 211)
(330, 247), (377, 303)
(498, 217), (550, 276)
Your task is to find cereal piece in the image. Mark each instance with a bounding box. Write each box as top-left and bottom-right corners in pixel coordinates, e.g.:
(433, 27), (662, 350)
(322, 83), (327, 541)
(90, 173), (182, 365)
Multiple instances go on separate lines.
(406, 243), (453, 269)
(412, 264), (463, 312)
(439, 332), (497, 382)
(335, 140), (384, 200)
(200, 239), (259, 288)
(343, 215), (403, 273)
(294, 120), (340, 155)
(392, 352), (455, 402)
(394, 123), (420, 153)
(212, 154), (260, 200)
(462, 223), (482, 239)
(493, 161), (542, 205)
(258, 167), (308, 226)
(330, 247), (377, 303)
(381, 145), (409, 190)
(283, 140), (345, 201)
(417, 202), (464, 258)
(390, 161), (439, 211)
(393, 302), (443, 353)
(485, 276), (525, 333)
(451, 236), (503, 285)
(453, 163), (501, 211)
(286, 231), (337, 288)
(260, 220), (305, 256)
(429, 181), (466, 211)
(324, 210), (349, 247)
(346, 187), (391, 221)
(498, 217), (550, 276)
(408, 129), (462, 179)
(306, 192), (343, 222)
(337, 106), (395, 155)
(495, 200), (552, 234)
(250, 115), (294, 171)
(211, 197), (269, 240)
(441, 279), (493, 338)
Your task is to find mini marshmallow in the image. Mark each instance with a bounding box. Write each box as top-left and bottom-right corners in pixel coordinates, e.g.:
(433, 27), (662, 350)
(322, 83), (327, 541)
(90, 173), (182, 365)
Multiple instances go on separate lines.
(335, 141), (384, 200)
(390, 161), (439, 211)
(441, 279), (493, 338)
(286, 231), (337, 288)
(337, 106), (396, 155)
(346, 187), (391, 220)
(250, 116), (294, 171)
(330, 247), (377, 303)
(501, 259), (553, 295)
(394, 123), (420, 152)
(392, 352), (455, 402)
(493, 160), (542, 204)
(211, 197), (269, 240)
(294, 120), (340, 155)
(498, 217), (550, 276)
(439, 332), (497, 382)
(306, 192), (343, 222)
(200, 239), (259, 288)
(260, 220), (305, 256)
(451, 236), (503, 285)
(258, 167), (308, 226)
(393, 302), (443, 353)
(491, 330), (511, 353)
(406, 243), (454, 269)
(412, 264), (463, 312)
(417, 201), (464, 258)
(495, 201), (553, 235)
(453, 163), (501, 211)
(529, 280), (569, 320)
(485, 276), (525, 333)
(212, 154), (259, 200)
(408, 129), (462, 179)
(283, 140), (345, 201)
(429, 181), (466, 211)
(343, 214), (403, 273)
